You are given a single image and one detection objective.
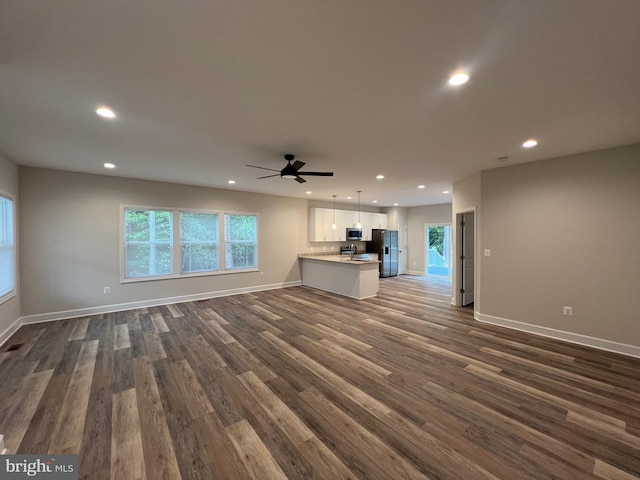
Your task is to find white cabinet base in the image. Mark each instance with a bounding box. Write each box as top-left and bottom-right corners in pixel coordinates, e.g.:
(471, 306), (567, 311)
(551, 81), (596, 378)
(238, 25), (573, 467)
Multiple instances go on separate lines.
(300, 256), (379, 300)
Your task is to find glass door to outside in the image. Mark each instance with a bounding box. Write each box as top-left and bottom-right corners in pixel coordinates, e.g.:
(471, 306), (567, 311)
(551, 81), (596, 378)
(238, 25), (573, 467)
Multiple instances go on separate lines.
(427, 225), (452, 277)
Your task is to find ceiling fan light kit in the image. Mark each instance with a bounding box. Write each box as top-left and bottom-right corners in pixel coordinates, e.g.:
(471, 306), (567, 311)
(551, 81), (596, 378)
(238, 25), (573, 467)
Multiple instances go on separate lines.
(247, 154), (333, 184)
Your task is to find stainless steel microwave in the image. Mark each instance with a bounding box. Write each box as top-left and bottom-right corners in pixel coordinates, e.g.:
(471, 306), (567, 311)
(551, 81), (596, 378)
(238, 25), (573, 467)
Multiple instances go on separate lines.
(346, 227), (362, 240)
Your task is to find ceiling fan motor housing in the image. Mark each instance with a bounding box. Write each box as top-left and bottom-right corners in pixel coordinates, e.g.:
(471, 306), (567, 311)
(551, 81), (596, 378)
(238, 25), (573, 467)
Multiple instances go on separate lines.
(282, 165), (298, 179)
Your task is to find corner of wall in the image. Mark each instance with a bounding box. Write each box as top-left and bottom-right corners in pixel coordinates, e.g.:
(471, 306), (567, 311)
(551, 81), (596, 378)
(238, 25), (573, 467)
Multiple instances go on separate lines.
(0, 152), (21, 347)
(0, 314), (22, 347)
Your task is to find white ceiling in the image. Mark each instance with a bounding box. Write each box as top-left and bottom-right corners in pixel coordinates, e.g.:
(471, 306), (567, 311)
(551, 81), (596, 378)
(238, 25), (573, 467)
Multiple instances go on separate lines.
(1, 1), (639, 207)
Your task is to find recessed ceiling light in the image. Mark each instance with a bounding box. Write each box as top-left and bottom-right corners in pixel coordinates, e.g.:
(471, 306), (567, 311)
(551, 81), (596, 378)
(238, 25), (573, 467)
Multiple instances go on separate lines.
(522, 139), (538, 148)
(103, 162), (116, 169)
(418, 185), (425, 189)
(228, 180), (236, 184)
(448, 72), (469, 86)
(393, 203), (399, 206)
(372, 200), (378, 203)
(306, 191), (312, 195)
(376, 174), (384, 180)
(443, 190), (450, 194)
(347, 196), (352, 200)
(96, 106), (116, 119)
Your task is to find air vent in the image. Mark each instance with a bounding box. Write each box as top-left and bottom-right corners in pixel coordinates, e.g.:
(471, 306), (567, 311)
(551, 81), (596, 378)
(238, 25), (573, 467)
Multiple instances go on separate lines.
(6, 343), (23, 352)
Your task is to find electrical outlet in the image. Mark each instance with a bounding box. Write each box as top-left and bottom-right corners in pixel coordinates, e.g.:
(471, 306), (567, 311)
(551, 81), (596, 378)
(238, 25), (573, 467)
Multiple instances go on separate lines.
(563, 306), (573, 316)
(103, 286), (110, 294)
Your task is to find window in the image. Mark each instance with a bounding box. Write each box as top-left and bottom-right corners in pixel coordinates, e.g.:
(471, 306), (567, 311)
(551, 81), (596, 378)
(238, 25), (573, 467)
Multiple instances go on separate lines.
(122, 206), (257, 281)
(0, 193), (15, 301)
(224, 214), (258, 269)
(124, 209), (173, 278)
(180, 212), (218, 273)
(426, 224), (452, 277)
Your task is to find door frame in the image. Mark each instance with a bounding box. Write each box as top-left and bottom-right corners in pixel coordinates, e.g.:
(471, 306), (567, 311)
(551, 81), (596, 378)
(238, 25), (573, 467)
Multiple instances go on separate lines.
(398, 222), (407, 275)
(425, 223), (452, 278)
(452, 207), (477, 310)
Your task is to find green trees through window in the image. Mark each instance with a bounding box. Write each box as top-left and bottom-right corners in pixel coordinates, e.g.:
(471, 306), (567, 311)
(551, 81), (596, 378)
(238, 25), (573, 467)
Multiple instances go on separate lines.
(124, 209), (173, 278)
(427, 225), (451, 277)
(224, 214), (257, 269)
(429, 226), (446, 258)
(124, 208), (257, 280)
(181, 212), (219, 273)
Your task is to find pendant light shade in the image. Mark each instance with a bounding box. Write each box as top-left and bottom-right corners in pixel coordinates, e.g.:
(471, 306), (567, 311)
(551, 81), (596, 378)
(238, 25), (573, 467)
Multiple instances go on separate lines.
(356, 190), (362, 229)
(331, 195), (337, 229)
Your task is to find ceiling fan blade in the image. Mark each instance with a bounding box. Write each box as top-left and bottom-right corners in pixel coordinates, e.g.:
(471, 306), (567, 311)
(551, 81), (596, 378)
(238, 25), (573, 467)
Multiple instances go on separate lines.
(246, 164), (281, 172)
(291, 160), (305, 171)
(296, 171), (334, 176)
(256, 174), (280, 179)
(295, 176), (307, 183)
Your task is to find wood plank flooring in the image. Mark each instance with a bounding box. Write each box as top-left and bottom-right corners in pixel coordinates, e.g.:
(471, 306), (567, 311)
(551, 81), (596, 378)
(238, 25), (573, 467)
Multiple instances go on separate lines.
(1, 276), (639, 479)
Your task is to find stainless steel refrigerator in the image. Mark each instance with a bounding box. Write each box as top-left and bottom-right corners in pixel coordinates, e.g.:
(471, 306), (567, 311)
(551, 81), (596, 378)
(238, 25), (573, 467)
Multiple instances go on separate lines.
(368, 229), (398, 277)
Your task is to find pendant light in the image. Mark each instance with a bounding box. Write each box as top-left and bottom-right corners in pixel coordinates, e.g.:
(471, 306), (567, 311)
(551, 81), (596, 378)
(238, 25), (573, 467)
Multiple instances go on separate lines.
(356, 190), (362, 229)
(331, 195), (337, 229)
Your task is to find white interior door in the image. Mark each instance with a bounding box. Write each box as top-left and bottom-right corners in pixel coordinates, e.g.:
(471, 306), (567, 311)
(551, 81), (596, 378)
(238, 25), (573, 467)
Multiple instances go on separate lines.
(461, 212), (475, 305)
(398, 223), (407, 274)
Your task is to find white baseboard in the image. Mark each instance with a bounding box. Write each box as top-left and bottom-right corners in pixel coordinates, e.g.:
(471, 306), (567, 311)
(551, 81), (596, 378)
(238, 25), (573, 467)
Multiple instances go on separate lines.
(0, 317), (22, 348)
(405, 270), (426, 276)
(475, 312), (640, 359)
(15, 281), (301, 328)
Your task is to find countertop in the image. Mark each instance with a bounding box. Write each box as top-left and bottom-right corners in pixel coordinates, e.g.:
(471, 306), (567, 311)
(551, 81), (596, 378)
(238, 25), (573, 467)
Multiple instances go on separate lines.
(297, 253), (380, 265)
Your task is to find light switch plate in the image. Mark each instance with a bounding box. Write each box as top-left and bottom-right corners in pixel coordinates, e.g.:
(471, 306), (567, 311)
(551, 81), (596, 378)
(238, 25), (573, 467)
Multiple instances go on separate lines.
(484, 249), (491, 256)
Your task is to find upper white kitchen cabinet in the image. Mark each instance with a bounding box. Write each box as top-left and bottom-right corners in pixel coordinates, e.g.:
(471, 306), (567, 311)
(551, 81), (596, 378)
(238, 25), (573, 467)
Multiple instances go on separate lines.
(309, 208), (336, 241)
(309, 208), (387, 242)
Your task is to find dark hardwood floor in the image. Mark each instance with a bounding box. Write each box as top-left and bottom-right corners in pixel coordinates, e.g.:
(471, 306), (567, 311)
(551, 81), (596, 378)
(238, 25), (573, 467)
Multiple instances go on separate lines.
(1, 275), (639, 479)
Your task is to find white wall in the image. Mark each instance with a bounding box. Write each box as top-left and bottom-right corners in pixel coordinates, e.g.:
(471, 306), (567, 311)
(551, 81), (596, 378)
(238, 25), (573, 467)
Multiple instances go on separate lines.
(15, 167), (392, 320)
(452, 172), (481, 308)
(406, 203), (452, 274)
(383, 206), (408, 231)
(478, 144), (640, 351)
(19, 167), (310, 318)
(0, 152), (20, 342)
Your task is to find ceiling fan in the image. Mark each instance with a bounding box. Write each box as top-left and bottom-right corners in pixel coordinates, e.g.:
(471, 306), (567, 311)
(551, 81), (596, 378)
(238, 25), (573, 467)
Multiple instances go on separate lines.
(247, 154), (333, 183)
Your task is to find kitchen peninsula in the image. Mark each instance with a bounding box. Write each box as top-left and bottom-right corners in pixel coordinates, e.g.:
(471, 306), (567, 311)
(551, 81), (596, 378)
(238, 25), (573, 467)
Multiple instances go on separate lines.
(297, 253), (380, 300)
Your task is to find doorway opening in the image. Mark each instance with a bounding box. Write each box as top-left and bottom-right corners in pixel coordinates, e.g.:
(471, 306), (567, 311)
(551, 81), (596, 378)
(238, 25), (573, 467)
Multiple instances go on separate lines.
(455, 211), (475, 307)
(426, 224), (452, 278)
